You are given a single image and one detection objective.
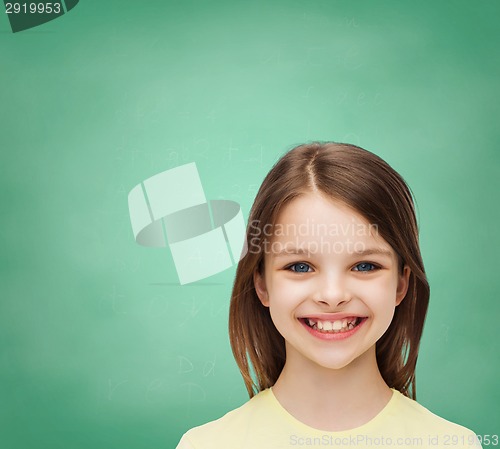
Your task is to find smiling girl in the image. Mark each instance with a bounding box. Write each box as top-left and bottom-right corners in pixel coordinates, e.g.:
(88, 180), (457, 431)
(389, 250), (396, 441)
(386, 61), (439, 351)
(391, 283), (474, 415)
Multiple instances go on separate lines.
(176, 142), (481, 449)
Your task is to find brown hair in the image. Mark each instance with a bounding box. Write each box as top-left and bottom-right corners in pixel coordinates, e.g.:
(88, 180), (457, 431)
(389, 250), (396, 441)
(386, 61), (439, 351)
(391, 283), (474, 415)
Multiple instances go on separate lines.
(228, 141), (430, 400)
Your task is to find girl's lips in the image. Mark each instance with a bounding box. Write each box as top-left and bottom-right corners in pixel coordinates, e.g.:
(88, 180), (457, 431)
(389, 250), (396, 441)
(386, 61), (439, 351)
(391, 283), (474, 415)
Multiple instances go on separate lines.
(298, 317), (368, 341)
(300, 313), (365, 321)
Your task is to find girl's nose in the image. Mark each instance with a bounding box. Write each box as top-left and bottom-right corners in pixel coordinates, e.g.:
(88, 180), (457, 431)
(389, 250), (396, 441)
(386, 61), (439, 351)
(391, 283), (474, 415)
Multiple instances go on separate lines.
(313, 271), (351, 307)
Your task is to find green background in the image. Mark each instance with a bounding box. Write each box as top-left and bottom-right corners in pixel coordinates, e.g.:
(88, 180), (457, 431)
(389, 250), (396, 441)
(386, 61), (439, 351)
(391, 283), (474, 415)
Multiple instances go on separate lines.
(1, 1), (498, 447)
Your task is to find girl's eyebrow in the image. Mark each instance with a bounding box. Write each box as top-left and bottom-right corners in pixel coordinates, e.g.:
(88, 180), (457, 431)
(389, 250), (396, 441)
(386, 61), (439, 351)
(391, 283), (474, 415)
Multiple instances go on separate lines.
(272, 247), (393, 258)
(352, 248), (393, 257)
(273, 247), (311, 258)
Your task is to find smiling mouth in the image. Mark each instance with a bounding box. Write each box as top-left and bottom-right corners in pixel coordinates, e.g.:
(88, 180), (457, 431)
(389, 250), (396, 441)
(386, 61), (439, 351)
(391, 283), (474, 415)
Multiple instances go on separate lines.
(299, 317), (366, 334)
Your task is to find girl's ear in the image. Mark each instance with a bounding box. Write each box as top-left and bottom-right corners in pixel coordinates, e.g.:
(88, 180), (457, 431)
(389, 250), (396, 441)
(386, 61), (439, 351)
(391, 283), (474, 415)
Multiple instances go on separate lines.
(253, 270), (269, 307)
(396, 265), (411, 306)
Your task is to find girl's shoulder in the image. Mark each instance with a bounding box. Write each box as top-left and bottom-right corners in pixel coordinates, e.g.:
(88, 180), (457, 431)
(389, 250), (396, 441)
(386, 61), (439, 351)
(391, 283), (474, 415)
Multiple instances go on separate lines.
(389, 389), (480, 442)
(392, 389), (467, 424)
(176, 388), (274, 449)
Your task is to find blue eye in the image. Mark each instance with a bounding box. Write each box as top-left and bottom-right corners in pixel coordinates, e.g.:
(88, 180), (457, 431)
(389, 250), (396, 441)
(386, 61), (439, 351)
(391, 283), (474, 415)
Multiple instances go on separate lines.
(287, 262), (312, 273)
(353, 262), (378, 272)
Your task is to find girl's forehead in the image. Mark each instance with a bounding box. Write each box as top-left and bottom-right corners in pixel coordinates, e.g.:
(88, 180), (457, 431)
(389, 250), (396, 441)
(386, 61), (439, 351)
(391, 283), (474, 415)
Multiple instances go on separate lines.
(275, 193), (372, 229)
(264, 193), (395, 257)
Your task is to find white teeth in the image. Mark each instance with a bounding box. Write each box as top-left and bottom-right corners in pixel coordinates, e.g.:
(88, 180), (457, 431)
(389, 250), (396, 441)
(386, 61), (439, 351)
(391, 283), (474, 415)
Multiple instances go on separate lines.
(304, 317), (361, 333)
(332, 320), (343, 330)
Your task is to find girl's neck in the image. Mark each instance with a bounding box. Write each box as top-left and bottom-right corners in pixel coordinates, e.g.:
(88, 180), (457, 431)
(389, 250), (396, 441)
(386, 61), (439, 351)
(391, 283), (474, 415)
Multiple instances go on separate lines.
(271, 345), (393, 432)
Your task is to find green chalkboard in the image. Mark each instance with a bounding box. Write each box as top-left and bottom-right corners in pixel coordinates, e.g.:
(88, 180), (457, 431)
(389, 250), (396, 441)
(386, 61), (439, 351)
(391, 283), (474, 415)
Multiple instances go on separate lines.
(0, 1), (498, 448)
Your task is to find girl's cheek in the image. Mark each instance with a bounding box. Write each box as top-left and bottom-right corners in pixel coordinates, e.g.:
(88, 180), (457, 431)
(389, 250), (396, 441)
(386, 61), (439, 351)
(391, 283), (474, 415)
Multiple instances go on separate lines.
(355, 279), (390, 298)
(274, 279), (310, 301)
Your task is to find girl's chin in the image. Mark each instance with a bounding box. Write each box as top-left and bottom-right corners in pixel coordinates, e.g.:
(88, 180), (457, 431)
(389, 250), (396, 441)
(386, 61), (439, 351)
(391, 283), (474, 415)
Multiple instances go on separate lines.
(285, 345), (376, 372)
(286, 350), (361, 371)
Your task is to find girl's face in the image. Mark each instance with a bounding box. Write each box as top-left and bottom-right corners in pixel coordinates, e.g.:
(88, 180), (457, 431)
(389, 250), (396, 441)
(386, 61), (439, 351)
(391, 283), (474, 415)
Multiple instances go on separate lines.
(254, 192), (410, 372)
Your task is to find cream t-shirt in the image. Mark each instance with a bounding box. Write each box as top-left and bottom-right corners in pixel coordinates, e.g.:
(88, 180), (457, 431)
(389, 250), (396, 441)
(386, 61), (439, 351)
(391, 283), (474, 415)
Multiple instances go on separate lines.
(176, 388), (481, 449)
